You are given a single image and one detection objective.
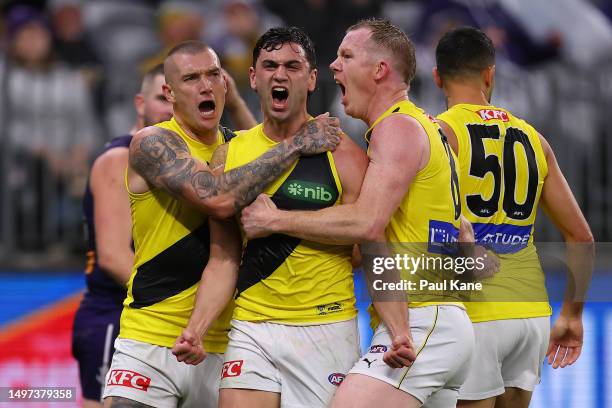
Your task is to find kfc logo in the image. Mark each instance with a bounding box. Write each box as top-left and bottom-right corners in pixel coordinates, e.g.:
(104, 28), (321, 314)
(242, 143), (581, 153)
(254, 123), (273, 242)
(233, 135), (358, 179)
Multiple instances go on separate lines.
(222, 360), (244, 378)
(477, 109), (509, 122)
(107, 370), (151, 391)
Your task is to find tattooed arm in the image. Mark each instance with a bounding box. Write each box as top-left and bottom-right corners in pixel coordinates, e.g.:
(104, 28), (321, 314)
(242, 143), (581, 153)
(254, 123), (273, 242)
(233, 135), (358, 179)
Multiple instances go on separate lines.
(128, 115), (341, 218)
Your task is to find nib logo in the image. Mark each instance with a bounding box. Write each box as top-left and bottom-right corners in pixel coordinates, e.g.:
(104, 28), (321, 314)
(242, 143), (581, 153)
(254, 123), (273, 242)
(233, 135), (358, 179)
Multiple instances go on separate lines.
(283, 180), (336, 203)
(288, 183), (303, 196)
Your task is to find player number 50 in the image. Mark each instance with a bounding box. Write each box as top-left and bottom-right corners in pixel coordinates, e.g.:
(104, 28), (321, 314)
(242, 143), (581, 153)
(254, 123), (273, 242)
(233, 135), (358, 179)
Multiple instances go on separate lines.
(466, 124), (539, 220)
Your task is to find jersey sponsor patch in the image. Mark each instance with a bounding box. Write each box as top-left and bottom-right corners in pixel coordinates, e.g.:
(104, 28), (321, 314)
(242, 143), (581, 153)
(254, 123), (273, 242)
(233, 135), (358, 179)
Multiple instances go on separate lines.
(222, 360), (243, 378)
(106, 370), (151, 391)
(328, 373), (345, 386)
(473, 223), (532, 254)
(477, 109), (509, 122)
(316, 302), (344, 315)
(282, 180), (336, 204)
(428, 220), (459, 255)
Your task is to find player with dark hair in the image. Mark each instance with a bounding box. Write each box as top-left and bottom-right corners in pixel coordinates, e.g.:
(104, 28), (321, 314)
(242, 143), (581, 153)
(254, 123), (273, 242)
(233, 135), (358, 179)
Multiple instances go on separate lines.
(241, 19), (475, 408)
(102, 40), (341, 408)
(433, 26), (593, 408)
(170, 26), (367, 408)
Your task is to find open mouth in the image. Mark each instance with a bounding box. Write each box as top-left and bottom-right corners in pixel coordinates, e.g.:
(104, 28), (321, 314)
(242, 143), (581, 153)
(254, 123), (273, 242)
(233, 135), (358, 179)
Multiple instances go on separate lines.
(198, 100), (216, 116)
(271, 86), (289, 109)
(336, 81), (346, 97)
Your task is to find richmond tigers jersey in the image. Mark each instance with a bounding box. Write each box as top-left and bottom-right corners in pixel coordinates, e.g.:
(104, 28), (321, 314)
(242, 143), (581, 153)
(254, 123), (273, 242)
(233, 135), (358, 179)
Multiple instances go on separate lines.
(437, 104), (551, 322)
(225, 123), (356, 324)
(119, 117), (234, 351)
(366, 100), (463, 310)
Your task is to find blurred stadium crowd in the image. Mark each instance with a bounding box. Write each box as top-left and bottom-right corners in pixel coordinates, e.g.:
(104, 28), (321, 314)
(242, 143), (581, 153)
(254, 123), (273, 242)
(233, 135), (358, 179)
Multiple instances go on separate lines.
(0, 0), (611, 267)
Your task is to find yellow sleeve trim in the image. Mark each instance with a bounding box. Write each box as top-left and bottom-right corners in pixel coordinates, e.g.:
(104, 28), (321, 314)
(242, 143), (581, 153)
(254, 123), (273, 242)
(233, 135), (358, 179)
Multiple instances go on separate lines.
(327, 151), (343, 203)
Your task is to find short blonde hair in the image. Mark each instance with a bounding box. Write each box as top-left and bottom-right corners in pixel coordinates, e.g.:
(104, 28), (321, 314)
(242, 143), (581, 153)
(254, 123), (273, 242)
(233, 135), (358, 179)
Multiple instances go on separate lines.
(348, 18), (416, 85)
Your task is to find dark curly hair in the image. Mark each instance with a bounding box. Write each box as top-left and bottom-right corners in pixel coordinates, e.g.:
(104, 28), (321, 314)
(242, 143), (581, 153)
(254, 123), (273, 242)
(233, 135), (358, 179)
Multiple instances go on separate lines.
(252, 26), (317, 71)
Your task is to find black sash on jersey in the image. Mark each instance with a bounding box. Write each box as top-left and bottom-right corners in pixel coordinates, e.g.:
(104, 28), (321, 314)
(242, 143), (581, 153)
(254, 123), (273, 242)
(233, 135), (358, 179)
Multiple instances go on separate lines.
(236, 154), (339, 294)
(131, 222), (210, 308)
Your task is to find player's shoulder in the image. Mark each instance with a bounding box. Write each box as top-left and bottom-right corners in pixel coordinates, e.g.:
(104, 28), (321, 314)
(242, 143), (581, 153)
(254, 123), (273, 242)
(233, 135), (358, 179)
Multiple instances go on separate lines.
(131, 125), (182, 151)
(371, 113), (428, 151)
(334, 131), (365, 155)
(332, 131), (368, 165)
(436, 105), (463, 125)
(133, 124), (171, 139)
(232, 123), (261, 140)
(91, 143), (129, 179)
(376, 112), (424, 133)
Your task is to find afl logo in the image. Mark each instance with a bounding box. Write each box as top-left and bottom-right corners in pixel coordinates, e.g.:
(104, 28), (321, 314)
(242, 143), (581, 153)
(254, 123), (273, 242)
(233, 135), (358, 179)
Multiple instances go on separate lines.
(328, 373), (345, 386)
(369, 344), (388, 353)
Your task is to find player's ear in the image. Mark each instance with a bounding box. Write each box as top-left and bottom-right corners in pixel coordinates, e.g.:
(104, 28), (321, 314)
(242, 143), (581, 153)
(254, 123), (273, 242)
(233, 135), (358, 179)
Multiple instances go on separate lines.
(134, 93), (145, 117)
(308, 67), (317, 92)
(162, 83), (175, 103)
(249, 66), (257, 93)
(483, 65), (495, 89)
(432, 67), (443, 89)
(374, 59), (390, 81)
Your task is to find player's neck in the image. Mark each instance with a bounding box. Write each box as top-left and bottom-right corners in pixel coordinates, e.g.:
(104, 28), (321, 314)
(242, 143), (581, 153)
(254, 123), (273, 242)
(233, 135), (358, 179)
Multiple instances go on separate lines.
(175, 115), (218, 145)
(263, 110), (310, 142)
(445, 82), (490, 108)
(131, 118), (144, 135)
(365, 87), (409, 127)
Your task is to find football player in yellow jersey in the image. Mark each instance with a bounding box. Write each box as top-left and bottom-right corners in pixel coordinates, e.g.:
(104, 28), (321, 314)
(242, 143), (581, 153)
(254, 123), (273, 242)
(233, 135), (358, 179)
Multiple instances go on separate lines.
(74, 64), (172, 408)
(432, 27), (593, 408)
(102, 41), (342, 408)
(175, 27), (368, 408)
(242, 19), (475, 408)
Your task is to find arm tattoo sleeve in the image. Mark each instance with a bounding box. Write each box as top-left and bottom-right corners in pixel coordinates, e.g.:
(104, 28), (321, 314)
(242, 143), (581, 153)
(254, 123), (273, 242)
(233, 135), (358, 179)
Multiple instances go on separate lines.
(206, 138), (299, 212)
(131, 128), (198, 196)
(131, 126), (302, 212)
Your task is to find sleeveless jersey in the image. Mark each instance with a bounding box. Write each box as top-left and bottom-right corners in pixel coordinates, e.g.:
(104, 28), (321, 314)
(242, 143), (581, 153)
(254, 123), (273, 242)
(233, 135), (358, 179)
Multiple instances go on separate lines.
(437, 103), (551, 322)
(79, 134), (131, 317)
(225, 123), (356, 324)
(119, 118), (234, 351)
(366, 100), (463, 312)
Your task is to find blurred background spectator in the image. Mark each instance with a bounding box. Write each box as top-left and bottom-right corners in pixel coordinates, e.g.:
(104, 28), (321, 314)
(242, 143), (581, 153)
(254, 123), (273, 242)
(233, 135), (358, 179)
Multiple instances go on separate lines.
(49, 0), (106, 115)
(206, 0), (281, 123)
(0, 0), (609, 263)
(0, 3), (99, 259)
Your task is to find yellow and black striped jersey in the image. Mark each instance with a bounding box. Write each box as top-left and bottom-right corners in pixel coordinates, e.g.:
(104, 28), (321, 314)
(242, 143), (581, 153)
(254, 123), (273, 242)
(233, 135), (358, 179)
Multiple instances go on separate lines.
(119, 117), (234, 351)
(225, 123), (357, 324)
